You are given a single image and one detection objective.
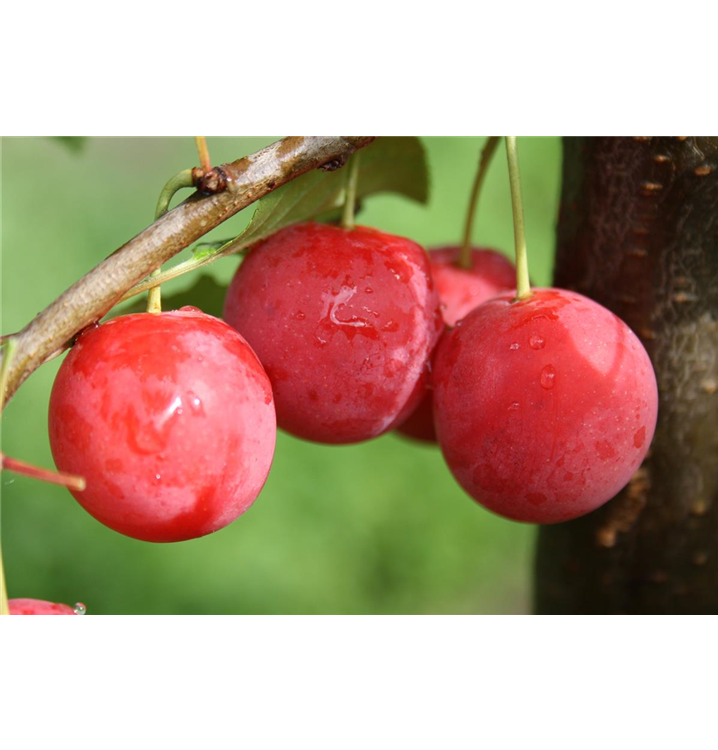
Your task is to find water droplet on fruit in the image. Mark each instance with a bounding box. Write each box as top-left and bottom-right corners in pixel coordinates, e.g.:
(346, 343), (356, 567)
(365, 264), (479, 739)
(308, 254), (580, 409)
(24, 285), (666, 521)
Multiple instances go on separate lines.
(540, 364), (556, 390)
(510, 342), (520, 350)
(76, 321), (101, 341)
(385, 265), (405, 282)
(187, 391), (204, 415)
(155, 473), (162, 481)
(295, 311), (306, 320)
(382, 320), (399, 332)
(509, 401), (520, 410)
(530, 335), (546, 349)
(365, 287), (374, 294)
(73, 602), (87, 615)
(179, 306), (201, 313)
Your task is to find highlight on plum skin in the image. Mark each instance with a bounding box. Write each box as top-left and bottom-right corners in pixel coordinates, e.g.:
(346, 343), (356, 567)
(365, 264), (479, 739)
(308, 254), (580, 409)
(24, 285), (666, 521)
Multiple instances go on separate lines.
(432, 288), (659, 524)
(48, 307), (277, 543)
(397, 246), (516, 443)
(8, 598), (85, 615)
(223, 221), (443, 445)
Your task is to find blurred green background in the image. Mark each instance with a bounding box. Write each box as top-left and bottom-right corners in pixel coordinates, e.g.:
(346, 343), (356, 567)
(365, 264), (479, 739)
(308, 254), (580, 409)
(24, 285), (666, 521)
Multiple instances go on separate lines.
(1, 137), (561, 614)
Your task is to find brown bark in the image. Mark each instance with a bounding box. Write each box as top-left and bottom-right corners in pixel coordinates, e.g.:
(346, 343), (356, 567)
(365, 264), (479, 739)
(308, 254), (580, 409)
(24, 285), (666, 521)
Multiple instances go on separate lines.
(535, 137), (718, 614)
(0, 136), (375, 403)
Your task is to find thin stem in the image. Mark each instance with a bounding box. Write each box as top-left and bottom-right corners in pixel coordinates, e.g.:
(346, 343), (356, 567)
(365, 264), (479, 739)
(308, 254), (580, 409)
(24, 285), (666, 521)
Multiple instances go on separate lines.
(146, 274), (163, 314)
(1, 454), (86, 492)
(195, 137), (211, 173)
(341, 153), (361, 231)
(505, 137), (532, 300)
(154, 168), (196, 222)
(148, 169), (196, 314)
(459, 136), (500, 269)
(120, 241), (235, 303)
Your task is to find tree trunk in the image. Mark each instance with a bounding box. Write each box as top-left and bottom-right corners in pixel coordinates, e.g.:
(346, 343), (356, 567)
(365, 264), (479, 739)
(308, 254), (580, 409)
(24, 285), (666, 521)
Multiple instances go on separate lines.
(535, 136), (718, 614)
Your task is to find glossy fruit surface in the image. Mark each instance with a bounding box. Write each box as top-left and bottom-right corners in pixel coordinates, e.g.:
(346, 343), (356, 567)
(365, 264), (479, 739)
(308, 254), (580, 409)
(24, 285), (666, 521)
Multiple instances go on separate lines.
(49, 308), (276, 542)
(429, 246), (516, 327)
(8, 599), (75, 616)
(223, 222), (442, 444)
(433, 288), (658, 523)
(398, 246), (515, 443)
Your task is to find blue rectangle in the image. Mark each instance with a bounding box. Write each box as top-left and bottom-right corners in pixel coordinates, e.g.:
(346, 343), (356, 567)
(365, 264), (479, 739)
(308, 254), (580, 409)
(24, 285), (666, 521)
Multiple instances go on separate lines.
(535, 616), (718, 750)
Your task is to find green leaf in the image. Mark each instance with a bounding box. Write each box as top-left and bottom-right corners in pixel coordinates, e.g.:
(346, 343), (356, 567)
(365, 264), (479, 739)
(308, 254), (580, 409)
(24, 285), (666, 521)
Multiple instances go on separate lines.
(353, 135), (428, 204)
(115, 275), (227, 319)
(50, 137), (88, 153)
(230, 136), (429, 252)
(117, 138), (430, 308)
(192, 240), (233, 262)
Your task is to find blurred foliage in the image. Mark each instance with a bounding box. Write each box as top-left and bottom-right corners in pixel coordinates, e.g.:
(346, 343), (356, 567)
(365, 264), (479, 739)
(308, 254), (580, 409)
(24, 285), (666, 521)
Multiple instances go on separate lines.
(48, 135), (88, 151)
(0, 136), (561, 614)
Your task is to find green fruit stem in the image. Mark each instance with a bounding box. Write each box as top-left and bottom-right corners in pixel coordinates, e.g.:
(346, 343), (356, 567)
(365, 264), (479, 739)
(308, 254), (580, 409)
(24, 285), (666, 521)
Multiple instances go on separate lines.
(147, 168), (196, 314)
(505, 136), (532, 300)
(195, 137), (211, 174)
(459, 136), (500, 269)
(341, 153), (361, 231)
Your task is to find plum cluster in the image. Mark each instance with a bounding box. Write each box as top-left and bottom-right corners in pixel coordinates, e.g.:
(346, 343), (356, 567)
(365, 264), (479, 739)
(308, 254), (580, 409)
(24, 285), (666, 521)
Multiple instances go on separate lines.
(47, 221), (658, 549)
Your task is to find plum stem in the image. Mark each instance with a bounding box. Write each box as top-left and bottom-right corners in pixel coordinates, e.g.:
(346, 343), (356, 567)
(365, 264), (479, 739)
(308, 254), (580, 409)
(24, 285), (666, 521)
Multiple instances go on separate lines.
(0, 454), (87, 492)
(147, 168), (196, 314)
(195, 136), (211, 174)
(341, 153), (361, 231)
(459, 136), (500, 270)
(506, 137), (532, 300)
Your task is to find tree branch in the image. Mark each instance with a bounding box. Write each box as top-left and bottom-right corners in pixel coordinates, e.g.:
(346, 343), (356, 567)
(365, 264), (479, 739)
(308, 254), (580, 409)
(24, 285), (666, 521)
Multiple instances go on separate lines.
(0, 136), (375, 403)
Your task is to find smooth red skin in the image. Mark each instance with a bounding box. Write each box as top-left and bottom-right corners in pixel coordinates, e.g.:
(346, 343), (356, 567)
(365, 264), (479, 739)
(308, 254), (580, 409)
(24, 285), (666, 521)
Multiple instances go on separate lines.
(397, 247), (515, 443)
(223, 222), (442, 444)
(49, 308), (276, 542)
(9, 599), (77, 615)
(429, 246), (517, 327)
(433, 288), (659, 524)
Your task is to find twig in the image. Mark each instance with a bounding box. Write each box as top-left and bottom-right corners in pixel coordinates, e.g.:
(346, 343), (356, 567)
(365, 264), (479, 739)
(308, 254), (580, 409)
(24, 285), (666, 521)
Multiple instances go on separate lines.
(0, 453), (86, 492)
(0, 136), (375, 403)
